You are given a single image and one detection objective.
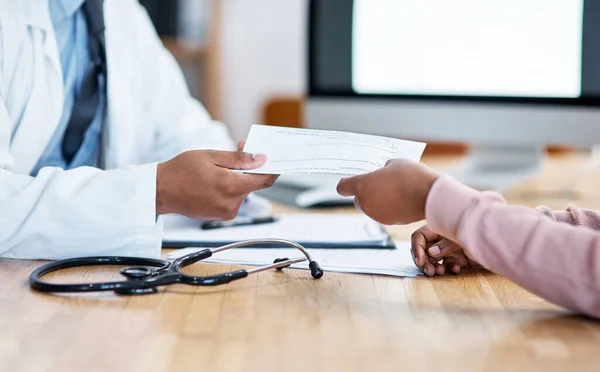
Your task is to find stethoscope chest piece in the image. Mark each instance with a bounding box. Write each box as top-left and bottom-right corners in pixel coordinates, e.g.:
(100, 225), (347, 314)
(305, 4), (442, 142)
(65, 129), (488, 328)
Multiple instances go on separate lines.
(115, 267), (160, 295)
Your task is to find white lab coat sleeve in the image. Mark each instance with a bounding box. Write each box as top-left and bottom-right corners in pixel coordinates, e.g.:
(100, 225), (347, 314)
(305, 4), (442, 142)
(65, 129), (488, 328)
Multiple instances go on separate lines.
(130, 1), (235, 164)
(0, 91), (161, 258)
(0, 71), (161, 259)
(0, 163), (162, 260)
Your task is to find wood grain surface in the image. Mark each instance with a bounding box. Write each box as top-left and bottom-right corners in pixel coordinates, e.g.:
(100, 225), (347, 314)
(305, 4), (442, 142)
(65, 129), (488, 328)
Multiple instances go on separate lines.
(2, 154), (600, 372)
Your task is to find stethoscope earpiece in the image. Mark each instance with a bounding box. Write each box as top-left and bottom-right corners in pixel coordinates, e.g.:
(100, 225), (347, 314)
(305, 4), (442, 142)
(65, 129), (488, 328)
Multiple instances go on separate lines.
(309, 261), (324, 279)
(273, 257), (323, 278)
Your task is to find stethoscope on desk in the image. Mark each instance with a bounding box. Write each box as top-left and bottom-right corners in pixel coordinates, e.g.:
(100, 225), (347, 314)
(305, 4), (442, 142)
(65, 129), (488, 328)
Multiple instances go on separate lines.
(29, 239), (323, 296)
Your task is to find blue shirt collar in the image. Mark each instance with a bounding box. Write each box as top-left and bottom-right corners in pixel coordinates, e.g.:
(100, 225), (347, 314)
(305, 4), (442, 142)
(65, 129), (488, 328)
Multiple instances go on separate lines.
(50, 0), (87, 25)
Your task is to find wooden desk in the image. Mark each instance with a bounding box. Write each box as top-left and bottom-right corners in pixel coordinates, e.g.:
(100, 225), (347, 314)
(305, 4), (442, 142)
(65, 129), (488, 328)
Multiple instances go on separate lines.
(2, 154), (600, 372)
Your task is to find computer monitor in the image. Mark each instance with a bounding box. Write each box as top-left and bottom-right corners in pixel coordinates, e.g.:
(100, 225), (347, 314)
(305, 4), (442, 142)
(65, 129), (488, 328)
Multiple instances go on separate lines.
(306, 0), (600, 190)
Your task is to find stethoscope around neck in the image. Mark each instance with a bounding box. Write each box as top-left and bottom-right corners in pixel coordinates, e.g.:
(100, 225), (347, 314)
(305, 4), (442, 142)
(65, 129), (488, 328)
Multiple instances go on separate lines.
(29, 239), (324, 296)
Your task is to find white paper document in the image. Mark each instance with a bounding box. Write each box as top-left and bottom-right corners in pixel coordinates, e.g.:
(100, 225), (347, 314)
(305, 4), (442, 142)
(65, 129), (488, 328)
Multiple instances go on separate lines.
(167, 241), (423, 278)
(162, 213), (391, 248)
(240, 125), (426, 176)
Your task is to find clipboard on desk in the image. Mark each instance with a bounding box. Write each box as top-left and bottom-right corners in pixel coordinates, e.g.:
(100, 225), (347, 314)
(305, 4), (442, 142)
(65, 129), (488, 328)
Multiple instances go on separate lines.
(161, 213), (396, 249)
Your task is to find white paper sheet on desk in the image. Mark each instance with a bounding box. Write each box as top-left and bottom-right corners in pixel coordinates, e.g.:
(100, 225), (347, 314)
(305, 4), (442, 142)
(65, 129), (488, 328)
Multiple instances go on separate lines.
(167, 242), (422, 278)
(162, 213), (390, 246)
(239, 125), (426, 176)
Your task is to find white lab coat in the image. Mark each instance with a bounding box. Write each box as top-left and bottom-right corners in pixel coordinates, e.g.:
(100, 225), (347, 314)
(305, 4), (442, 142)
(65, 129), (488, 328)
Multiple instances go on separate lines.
(0, 0), (235, 259)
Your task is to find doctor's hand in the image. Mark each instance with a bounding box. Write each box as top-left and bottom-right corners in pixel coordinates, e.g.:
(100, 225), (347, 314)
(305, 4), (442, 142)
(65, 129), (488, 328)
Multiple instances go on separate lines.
(156, 150), (277, 220)
(336, 159), (439, 225)
(411, 225), (480, 277)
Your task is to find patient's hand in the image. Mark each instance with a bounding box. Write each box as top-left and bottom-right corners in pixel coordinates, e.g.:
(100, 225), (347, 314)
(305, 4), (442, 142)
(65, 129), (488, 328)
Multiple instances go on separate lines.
(411, 225), (481, 276)
(336, 159), (438, 225)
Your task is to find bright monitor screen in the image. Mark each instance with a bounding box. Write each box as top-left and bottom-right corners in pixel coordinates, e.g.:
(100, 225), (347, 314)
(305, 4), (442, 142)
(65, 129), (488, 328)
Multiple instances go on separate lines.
(309, 0), (600, 105)
(352, 0), (584, 98)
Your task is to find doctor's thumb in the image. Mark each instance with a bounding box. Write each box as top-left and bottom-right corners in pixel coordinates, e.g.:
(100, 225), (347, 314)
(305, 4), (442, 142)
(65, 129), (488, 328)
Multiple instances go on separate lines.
(214, 150), (268, 170)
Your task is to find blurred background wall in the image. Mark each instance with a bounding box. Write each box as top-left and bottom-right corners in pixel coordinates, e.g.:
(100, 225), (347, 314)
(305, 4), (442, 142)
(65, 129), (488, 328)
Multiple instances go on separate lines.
(140, 0), (306, 141)
(218, 0), (306, 140)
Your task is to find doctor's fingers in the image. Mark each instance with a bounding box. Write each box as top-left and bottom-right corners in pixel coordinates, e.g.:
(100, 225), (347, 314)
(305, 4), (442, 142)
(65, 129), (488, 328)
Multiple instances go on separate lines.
(232, 173), (279, 193)
(212, 150), (268, 170)
(237, 140), (246, 152)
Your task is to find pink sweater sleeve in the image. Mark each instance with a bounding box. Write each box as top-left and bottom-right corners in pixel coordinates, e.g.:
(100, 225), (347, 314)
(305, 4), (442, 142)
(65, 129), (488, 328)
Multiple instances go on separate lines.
(426, 176), (600, 318)
(535, 205), (600, 230)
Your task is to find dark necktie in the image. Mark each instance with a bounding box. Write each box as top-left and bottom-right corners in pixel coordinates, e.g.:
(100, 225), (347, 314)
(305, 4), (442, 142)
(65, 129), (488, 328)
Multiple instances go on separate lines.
(61, 0), (107, 164)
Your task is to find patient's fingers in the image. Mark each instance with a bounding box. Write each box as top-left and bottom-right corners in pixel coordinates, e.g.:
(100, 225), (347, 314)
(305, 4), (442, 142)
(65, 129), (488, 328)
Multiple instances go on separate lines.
(422, 249), (470, 276)
(423, 255), (445, 277)
(443, 251), (470, 274)
(435, 262), (445, 276)
(427, 238), (461, 259)
(423, 260), (435, 276)
(336, 176), (363, 197)
(411, 226), (441, 268)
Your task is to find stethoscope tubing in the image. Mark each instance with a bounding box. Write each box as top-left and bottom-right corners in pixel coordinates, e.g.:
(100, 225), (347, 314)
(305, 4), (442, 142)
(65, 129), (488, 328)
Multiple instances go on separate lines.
(29, 239), (323, 295)
(29, 256), (171, 293)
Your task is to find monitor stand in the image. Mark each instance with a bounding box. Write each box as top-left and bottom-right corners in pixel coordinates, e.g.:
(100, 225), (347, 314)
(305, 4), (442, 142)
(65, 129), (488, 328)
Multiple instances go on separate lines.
(445, 145), (545, 191)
